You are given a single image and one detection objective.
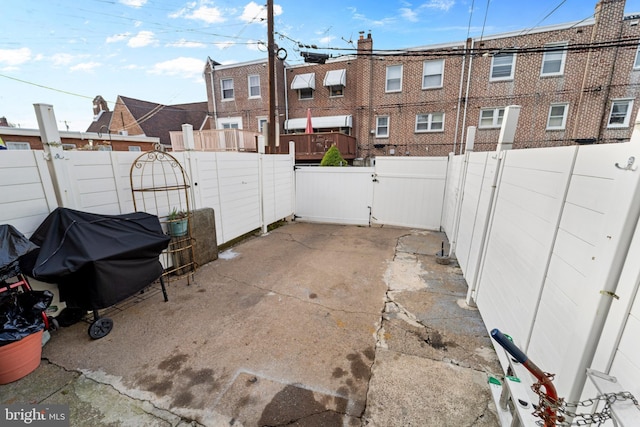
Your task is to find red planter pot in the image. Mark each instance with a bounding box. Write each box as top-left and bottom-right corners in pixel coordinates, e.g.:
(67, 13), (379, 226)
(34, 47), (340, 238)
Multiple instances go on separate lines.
(0, 330), (43, 384)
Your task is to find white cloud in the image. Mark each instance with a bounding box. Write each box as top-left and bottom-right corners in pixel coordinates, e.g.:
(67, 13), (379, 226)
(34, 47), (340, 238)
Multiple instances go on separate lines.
(106, 33), (130, 43)
(240, 1), (282, 24)
(70, 62), (102, 72)
(0, 47), (32, 66)
(128, 31), (156, 48)
(149, 57), (204, 80)
(400, 7), (419, 22)
(214, 41), (235, 50)
(318, 36), (334, 45)
(170, 2), (226, 24)
(166, 39), (206, 48)
(119, 0), (147, 8)
(424, 0), (455, 12)
(51, 53), (75, 66)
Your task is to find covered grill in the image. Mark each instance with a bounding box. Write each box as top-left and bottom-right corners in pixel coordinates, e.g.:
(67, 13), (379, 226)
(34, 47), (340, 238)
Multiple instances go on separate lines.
(20, 208), (171, 338)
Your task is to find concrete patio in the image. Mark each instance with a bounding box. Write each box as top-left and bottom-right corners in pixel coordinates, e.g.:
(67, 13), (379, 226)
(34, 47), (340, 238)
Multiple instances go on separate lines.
(1, 222), (502, 426)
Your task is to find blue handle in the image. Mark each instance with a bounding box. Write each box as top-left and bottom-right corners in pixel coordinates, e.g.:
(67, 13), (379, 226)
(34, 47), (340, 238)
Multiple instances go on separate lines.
(491, 329), (528, 364)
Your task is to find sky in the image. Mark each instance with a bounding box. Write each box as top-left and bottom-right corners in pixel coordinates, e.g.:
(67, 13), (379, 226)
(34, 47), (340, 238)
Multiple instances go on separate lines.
(2, 0), (640, 132)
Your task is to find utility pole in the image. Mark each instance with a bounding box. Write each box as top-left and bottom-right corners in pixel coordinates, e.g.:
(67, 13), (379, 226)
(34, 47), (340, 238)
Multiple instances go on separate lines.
(267, 0), (276, 154)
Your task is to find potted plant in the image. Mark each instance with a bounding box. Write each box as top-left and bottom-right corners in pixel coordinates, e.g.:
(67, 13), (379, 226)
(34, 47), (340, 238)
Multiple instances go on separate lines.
(167, 207), (189, 237)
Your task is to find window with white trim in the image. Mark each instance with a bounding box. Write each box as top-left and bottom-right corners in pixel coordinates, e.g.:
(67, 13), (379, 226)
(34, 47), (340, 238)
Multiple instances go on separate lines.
(546, 103), (568, 130)
(248, 75), (260, 98)
(221, 78), (234, 100)
(128, 146), (142, 152)
(490, 53), (515, 81)
(422, 60), (444, 89)
(385, 65), (402, 92)
(6, 141), (31, 150)
(541, 42), (567, 76)
(218, 116), (243, 129)
(415, 113), (444, 132)
(634, 45), (640, 69)
(479, 107), (505, 128)
(376, 116), (389, 137)
(258, 117), (267, 133)
(608, 99), (634, 128)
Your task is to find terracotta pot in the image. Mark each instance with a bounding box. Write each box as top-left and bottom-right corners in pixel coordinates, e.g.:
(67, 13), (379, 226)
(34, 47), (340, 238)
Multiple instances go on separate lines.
(0, 330), (43, 384)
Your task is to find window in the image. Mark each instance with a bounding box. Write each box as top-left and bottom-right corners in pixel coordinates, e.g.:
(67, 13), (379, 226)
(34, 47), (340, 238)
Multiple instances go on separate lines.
(323, 69), (346, 97)
(98, 145), (112, 151)
(128, 146), (142, 152)
(415, 113), (444, 132)
(479, 108), (505, 128)
(258, 117), (267, 133)
(329, 86), (343, 97)
(386, 65), (402, 92)
(541, 42), (567, 76)
(635, 45), (640, 69)
(608, 99), (634, 128)
(62, 143), (76, 150)
(221, 78), (234, 100)
(5, 141), (30, 150)
(298, 88), (314, 100)
(248, 75), (260, 98)
(376, 116), (389, 137)
(218, 117), (242, 129)
(546, 104), (568, 130)
(422, 60), (444, 89)
(490, 53), (515, 81)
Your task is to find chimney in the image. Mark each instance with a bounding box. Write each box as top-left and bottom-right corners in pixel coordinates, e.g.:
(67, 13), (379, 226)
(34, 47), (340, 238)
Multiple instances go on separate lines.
(357, 30), (372, 53)
(92, 95), (109, 117)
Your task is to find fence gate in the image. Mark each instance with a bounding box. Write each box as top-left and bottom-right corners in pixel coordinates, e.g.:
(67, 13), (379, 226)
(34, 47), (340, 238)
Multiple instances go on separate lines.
(294, 157), (448, 230)
(370, 157), (448, 229)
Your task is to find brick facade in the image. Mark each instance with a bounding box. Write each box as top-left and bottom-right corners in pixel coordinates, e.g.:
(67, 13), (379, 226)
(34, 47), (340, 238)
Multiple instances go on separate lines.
(205, 0), (640, 159)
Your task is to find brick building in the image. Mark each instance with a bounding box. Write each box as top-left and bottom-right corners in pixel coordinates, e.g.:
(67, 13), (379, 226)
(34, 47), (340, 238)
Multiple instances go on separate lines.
(204, 0), (640, 159)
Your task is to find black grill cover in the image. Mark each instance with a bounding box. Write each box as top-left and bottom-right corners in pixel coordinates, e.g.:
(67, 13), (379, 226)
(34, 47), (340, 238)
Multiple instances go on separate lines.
(20, 208), (170, 310)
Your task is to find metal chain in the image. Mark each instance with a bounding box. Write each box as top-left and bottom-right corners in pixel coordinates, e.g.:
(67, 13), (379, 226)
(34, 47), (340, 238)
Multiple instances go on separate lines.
(529, 373), (639, 426)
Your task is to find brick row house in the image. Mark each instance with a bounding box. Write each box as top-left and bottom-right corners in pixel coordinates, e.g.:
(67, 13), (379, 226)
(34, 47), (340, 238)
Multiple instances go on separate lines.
(202, 0), (640, 161)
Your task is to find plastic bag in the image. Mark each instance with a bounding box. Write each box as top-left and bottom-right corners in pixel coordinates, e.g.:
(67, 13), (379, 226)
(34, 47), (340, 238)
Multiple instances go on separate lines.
(0, 289), (53, 345)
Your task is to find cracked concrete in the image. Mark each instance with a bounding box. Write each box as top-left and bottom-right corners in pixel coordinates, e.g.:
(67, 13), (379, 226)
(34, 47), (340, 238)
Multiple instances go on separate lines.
(1, 223), (501, 426)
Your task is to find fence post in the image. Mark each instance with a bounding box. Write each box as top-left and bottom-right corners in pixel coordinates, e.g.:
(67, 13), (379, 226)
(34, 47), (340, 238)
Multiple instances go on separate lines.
(449, 126), (476, 258)
(259, 136), (267, 234)
(497, 105), (520, 151)
(34, 103), (80, 209)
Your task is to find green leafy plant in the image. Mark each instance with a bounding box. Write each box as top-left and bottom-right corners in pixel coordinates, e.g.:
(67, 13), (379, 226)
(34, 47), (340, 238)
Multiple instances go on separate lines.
(320, 145), (347, 167)
(168, 207), (188, 220)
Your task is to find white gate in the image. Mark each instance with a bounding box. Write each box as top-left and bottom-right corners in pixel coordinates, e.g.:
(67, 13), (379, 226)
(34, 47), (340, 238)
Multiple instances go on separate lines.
(294, 157), (449, 230)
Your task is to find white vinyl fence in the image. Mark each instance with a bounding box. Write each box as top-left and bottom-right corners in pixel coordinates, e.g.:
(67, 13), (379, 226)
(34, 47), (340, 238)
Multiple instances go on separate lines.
(446, 141), (640, 410)
(0, 149), (295, 247)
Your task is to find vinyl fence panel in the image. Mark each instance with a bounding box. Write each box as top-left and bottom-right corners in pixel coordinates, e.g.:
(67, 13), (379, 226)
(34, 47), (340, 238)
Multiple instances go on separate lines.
(295, 167), (374, 226)
(371, 157), (448, 230)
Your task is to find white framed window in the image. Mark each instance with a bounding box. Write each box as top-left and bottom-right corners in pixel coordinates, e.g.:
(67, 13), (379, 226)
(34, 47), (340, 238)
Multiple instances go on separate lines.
(298, 88), (314, 100)
(385, 65), (402, 92)
(329, 86), (343, 97)
(128, 146), (142, 152)
(541, 42), (567, 76)
(608, 99), (634, 128)
(415, 113), (444, 132)
(218, 117), (243, 129)
(376, 116), (389, 137)
(634, 45), (640, 69)
(258, 117), (267, 133)
(62, 143), (76, 150)
(323, 69), (346, 97)
(221, 78), (234, 100)
(248, 75), (260, 98)
(6, 141), (31, 150)
(479, 107), (505, 128)
(490, 53), (515, 81)
(98, 145), (112, 151)
(546, 103), (568, 130)
(422, 60), (444, 89)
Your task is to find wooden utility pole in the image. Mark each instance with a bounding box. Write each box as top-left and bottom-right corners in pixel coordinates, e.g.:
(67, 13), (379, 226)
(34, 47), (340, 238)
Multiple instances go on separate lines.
(267, 0), (276, 154)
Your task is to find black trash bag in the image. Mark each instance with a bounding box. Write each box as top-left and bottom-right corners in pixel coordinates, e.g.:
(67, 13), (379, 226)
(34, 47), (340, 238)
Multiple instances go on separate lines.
(0, 224), (38, 282)
(0, 289), (53, 346)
